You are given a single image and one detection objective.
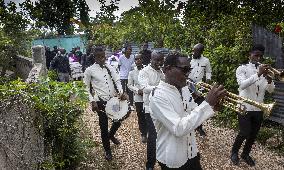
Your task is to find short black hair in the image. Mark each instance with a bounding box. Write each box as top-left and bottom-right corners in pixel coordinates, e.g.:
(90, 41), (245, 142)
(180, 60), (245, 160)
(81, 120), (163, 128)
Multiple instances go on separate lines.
(251, 44), (265, 53)
(164, 52), (189, 67)
(125, 45), (132, 51)
(93, 46), (104, 54)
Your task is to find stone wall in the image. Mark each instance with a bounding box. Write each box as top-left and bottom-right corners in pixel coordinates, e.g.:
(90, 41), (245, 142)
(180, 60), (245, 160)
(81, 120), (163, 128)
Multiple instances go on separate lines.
(0, 45), (49, 169)
(26, 46), (47, 83)
(0, 96), (45, 170)
(15, 55), (33, 80)
(15, 45), (47, 81)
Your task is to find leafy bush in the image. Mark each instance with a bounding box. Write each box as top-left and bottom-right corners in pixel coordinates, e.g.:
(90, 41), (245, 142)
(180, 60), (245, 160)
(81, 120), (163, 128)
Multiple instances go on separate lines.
(0, 78), (90, 169)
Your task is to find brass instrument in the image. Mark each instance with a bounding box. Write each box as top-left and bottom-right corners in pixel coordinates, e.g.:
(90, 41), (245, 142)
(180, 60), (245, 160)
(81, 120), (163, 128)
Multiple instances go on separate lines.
(195, 82), (275, 117)
(257, 62), (284, 81)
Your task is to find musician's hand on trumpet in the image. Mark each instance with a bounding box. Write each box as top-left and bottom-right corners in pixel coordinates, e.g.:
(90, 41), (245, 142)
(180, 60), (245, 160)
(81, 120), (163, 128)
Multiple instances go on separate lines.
(258, 64), (270, 77)
(205, 84), (227, 111)
(258, 64), (273, 84)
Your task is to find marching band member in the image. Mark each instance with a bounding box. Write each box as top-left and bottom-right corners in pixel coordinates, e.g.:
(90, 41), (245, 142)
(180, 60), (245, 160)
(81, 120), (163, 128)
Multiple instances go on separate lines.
(188, 43), (212, 136)
(83, 47), (128, 161)
(138, 51), (165, 170)
(128, 54), (147, 143)
(230, 44), (275, 166)
(149, 53), (226, 169)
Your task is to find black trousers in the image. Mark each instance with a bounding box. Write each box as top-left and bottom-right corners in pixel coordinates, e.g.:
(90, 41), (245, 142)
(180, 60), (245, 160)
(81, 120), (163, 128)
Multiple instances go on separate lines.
(232, 111), (263, 156)
(159, 153), (202, 170)
(121, 79), (134, 106)
(194, 95), (205, 132)
(135, 102), (147, 136)
(95, 100), (122, 152)
(145, 113), (157, 168)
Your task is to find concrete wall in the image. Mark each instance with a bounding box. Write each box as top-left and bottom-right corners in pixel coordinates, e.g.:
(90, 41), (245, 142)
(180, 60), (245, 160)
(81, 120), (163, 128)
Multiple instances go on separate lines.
(0, 97), (45, 170)
(15, 45), (47, 82)
(15, 55), (33, 80)
(0, 45), (49, 169)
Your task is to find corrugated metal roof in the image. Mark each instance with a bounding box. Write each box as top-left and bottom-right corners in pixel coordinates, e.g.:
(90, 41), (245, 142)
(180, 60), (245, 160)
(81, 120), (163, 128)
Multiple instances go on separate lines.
(270, 81), (284, 125)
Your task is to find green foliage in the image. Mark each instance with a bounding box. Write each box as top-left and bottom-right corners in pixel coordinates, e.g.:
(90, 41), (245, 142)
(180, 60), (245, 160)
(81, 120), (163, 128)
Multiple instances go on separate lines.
(48, 70), (59, 81)
(21, 0), (90, 35)
(0, 1), (38, 75)
(257, 127), (277, 145)
(0, 78), (90, 169)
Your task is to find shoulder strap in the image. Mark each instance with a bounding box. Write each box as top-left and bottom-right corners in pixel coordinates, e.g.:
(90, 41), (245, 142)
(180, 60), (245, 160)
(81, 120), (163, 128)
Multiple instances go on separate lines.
(104, 65), (119, 94)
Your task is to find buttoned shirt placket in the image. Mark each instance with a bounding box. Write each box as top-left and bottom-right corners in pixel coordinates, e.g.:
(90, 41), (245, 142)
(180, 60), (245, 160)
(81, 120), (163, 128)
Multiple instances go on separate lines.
(180, 89), (194, 158)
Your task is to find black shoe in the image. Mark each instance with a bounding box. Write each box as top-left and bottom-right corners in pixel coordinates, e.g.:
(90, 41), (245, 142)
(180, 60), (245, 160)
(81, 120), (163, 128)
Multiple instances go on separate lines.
(145, 168), (153, 170)
(230, 152), (239, 165)
(241, 154), (255, 166)
(141, 135), (147, 143)
(197, 128), (206, 136)
(110, 136), (121, 145)
(105, 151), (112, 161)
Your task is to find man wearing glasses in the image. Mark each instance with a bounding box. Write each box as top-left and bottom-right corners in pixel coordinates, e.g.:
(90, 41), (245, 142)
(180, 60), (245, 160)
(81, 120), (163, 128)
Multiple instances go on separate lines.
(149, 53), (226, 169)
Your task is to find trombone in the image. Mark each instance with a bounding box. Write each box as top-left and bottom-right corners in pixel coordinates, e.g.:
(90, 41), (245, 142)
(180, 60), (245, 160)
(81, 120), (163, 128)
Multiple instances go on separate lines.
(194, 82), (275, 117)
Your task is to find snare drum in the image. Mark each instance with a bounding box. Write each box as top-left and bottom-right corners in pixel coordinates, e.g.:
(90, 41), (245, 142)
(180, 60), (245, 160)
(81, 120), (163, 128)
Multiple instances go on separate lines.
(105, 97), (130, 121)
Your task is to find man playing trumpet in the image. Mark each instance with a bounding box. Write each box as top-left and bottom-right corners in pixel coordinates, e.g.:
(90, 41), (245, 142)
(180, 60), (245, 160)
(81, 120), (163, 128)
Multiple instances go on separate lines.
(149, 53), (226, 169)
(230, 44), (275, 166)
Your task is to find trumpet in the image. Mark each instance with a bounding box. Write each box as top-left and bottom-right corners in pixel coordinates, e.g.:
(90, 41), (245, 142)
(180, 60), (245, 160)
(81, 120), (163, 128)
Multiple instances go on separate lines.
(194, 82), (275, 117)
(257, 62), (284, 81)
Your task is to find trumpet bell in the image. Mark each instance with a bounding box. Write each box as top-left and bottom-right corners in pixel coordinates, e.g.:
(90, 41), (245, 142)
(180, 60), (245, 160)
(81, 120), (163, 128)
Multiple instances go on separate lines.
(263, 102), (276, 117)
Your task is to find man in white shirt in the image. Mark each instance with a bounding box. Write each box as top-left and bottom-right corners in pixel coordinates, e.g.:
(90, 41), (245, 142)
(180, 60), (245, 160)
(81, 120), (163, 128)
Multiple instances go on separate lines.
(149, 53), (226, 169)
(107, 48), (122, 71)
(230, 44), (275, 167)
(84, 47), (128, 161)
(128, 54), (147, 143)
(188, 43), (212, 136)
(138, 51), (165, 170)
(118, 45), (135, 106)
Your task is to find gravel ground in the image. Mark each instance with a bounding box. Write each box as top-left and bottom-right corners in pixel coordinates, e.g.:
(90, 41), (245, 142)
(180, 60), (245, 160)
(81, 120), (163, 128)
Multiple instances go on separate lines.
(78, 107), (284, 170)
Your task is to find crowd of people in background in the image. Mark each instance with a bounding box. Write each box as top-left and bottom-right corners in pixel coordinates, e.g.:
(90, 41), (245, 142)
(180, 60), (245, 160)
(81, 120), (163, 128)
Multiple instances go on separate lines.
(43, 42), (272, 170)
(46, 45), (85, 82)
(45, 42), (154, 84)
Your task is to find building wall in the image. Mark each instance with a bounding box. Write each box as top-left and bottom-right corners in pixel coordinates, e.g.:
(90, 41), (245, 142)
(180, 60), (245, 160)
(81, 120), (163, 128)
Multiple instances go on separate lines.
(32, 35), (87, 53)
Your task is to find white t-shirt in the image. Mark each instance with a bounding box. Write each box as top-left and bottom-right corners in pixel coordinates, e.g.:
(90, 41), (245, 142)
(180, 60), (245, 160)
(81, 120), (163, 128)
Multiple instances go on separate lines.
(118, 54), (135, 79)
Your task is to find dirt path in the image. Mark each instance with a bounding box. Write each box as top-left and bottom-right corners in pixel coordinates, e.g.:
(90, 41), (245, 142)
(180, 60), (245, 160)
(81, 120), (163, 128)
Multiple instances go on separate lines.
(78, 107), (284, 170)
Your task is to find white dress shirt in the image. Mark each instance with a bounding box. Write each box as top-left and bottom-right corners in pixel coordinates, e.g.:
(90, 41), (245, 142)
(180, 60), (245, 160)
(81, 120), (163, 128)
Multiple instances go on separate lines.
(83, 63), (123, 102)
(149, 81), (215, 168)
(138, 65), (165, 113)
(236, 62), (275, 111)
(118, 54), (135, 79)
(188, 55), (212, 83)
(128, 66), (144, 102)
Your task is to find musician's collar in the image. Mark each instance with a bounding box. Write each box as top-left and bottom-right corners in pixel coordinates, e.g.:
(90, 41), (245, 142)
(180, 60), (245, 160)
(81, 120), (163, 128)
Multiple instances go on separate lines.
(94, 62), (105, 68)
(248, 62), (259, 69)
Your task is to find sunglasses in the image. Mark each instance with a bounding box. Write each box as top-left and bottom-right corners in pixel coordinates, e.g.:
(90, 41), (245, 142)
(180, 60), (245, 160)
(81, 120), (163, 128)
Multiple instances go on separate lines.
(174, 66), (192, 74)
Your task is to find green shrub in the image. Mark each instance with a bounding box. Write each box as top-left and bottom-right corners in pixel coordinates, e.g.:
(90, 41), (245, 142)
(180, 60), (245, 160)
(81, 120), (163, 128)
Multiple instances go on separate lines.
(0, 78), (90, 169)
(257, 127), (277, 145)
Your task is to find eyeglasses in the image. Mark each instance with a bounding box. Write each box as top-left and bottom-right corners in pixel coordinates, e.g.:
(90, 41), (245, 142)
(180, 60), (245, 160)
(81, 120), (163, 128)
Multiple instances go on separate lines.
(174, 66), (192, 74)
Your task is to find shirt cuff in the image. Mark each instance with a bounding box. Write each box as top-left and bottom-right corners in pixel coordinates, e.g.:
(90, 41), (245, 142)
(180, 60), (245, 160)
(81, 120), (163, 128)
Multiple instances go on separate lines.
(206, 73), (212, 80)
(199, 101), (215, 117)
(251, 73), (259, 83)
